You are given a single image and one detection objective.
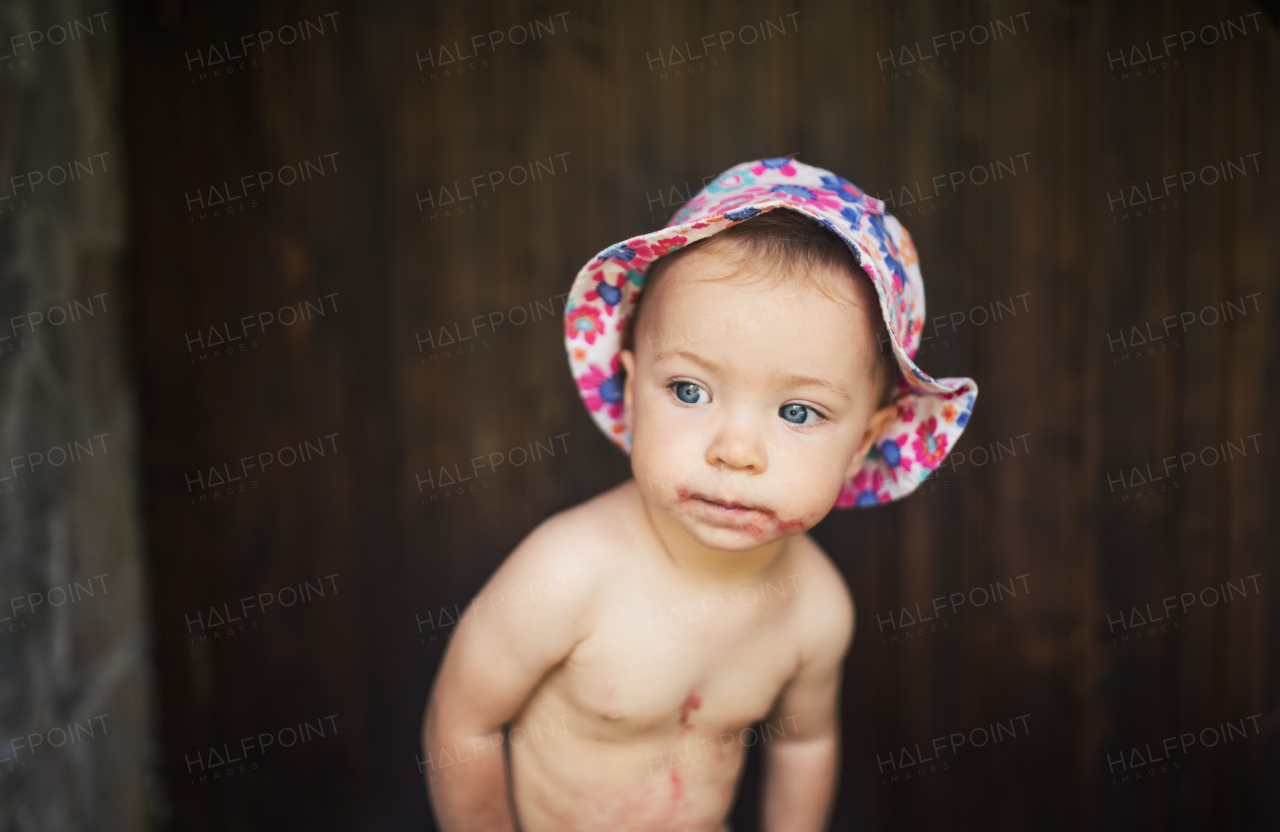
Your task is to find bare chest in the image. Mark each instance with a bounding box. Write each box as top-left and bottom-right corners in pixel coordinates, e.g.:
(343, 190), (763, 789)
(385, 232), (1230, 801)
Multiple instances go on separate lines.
(550, 583), (801, 739)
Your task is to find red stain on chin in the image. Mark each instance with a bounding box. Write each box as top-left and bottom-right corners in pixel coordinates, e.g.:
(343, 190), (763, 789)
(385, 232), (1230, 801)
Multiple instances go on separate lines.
(775, 517), (807, 533)
(742, 516), (806, 540)
(678, 691), (701, 729)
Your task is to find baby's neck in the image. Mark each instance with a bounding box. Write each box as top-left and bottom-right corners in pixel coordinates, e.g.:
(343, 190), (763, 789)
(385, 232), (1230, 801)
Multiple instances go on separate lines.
(637, 484), (791, 585)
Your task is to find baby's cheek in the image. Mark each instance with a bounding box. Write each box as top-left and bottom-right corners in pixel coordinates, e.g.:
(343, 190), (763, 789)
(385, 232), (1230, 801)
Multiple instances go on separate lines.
(784, 450), (848, 495)
(772, 485), (844, 535)
(630, 440), (676, 503)
(634, 425), (697, 492)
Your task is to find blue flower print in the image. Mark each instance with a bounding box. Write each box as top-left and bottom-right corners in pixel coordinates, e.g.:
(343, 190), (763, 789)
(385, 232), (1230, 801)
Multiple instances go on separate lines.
(585, 270), (629, 313)
(855, 490), (880, 507)
(601, 243), (636, 262)
(771, 184), (817, 200)
(598, 369), (624, 405)
(879, 438), (902, 468)
(867, 215), (907, 290)
(597, 283), (621, 305)
(725, 206), (761, 222)
(819, 174), (864, 203)
(751, 157), (798, 176)
(839, 205), (864, 228)
(956, 393), (974, 427)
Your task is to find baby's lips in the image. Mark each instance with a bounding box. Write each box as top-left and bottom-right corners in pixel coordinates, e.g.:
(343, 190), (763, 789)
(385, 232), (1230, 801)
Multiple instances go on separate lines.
(684, 491), (773, 515)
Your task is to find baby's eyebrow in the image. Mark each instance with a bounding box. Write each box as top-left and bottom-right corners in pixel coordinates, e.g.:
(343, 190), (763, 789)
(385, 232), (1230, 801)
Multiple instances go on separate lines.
(652, 349), (721, 373)
(774, 373), (851, 402)
(655, 350), (849, 401)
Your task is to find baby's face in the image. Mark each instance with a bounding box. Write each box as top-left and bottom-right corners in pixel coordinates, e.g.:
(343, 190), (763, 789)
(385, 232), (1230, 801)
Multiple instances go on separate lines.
(619, 249), (893, 552)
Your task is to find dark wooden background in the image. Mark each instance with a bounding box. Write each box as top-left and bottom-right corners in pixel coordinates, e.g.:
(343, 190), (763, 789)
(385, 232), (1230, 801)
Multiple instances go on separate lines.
(116, 0), (1279, 829)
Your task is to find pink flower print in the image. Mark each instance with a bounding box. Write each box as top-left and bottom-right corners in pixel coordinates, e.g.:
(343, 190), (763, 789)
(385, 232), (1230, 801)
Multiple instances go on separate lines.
(897, 403), (916, 423)
(668, 196), (707, 225)
(584, 270), (626, 315)
(577, 355), (625, 420)
(627, 235), (688, 269)
(889, 267), (906, 295)
(706, 186), (774, 216)
(566, 305), (605, 345)
(846, 468), (890, 506)
(768, 184), (847, 213)
(804, 189), (850, 213)
(911, 416), (949, 469)
(750, 157), (798, 177)
(905, 317), (921, 342)
(649, 236), (687, 257)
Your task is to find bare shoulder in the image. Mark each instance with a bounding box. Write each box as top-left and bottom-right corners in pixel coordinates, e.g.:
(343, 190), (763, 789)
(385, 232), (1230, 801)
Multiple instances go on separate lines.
(427, 484), (644, 730)
(494, 480), (641, 607)
(448, 482), (643, 667)
(782, 534), (856, 663)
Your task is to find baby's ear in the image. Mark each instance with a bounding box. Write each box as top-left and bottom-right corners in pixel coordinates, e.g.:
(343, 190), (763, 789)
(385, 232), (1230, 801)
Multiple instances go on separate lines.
(618, 350), (636, 434)
(846, 402), (898, 479)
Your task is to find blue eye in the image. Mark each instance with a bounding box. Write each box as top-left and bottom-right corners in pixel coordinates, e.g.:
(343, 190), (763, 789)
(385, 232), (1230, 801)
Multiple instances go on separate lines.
(672, 382), (708, 404)
(780, 403), (822, 425)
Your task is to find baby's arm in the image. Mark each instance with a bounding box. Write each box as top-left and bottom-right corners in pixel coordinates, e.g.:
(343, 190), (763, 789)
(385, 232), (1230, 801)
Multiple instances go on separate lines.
(422, 514), (598, 832)
(760, 558), (855, 832)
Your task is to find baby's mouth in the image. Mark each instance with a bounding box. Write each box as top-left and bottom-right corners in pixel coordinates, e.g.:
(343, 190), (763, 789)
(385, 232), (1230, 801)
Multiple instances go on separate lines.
(683, 492), (775, 518)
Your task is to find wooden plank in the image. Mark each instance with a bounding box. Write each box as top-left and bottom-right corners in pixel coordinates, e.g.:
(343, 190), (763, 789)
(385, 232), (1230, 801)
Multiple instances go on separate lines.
(114, 1), (1278, 829)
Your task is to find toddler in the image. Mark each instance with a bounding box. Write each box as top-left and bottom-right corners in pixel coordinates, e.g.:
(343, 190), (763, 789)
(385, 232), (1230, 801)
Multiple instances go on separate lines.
(422, 158), (977, 831)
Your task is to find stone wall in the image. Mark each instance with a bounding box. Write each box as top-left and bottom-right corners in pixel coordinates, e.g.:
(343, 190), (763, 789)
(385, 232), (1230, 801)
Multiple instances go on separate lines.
(0, 1), (155, 829)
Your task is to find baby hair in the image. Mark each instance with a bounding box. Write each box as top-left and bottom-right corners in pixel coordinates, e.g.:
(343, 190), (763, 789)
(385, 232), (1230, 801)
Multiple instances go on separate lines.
(623, 208), (900, 407)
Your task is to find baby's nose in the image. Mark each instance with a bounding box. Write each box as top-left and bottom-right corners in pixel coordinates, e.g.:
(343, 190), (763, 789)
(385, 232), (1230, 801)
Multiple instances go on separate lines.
(706, 427), (766, 472)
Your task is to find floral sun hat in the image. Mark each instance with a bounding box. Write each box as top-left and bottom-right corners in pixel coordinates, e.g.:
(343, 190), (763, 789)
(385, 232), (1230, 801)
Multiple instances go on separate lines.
(563, 157), (977, 506)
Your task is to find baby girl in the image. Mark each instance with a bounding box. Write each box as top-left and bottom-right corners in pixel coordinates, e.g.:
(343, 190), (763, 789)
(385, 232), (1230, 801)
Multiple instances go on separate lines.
(423, 158), (976, 831)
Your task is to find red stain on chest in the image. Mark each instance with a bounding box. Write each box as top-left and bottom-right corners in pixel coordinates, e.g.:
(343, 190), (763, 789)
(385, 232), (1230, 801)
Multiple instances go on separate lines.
(670, 765), (685, 801)
(678, 691), (701, 729)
